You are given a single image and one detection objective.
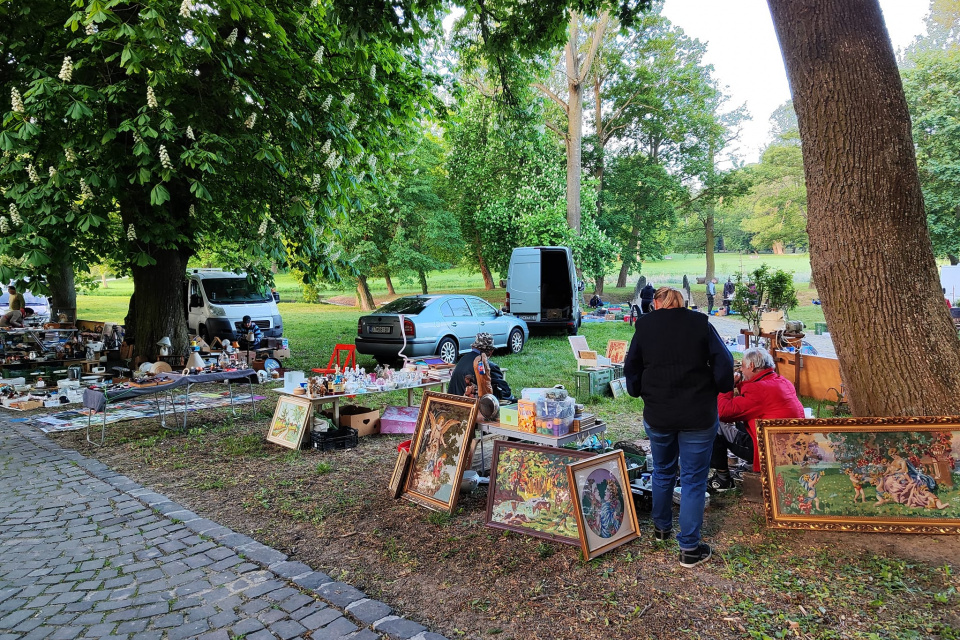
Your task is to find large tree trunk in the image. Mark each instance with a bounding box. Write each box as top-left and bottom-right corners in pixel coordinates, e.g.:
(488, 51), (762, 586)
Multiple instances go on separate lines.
(47, 258), (77, 323)
(616, 226), (641, 288)
(131, 248), (190, 361)
(704, 209), (716, 282)
(418, 271), (428, 295)
(384, 273), (396, 296)
(768, 0), (960, 415)
(594, 276), (604, 295)
(356, 275), (376, 311)
(565, 13), (583, 233)
(477, 247), (495, 290)
(616, 260), (630, 289)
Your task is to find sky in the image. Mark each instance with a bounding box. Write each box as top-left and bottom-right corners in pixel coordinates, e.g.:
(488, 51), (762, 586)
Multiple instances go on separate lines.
(660, 0), (930, 163)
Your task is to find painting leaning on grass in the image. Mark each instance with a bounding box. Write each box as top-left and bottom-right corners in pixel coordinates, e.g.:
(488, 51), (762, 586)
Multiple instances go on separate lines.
(757, 417), (960, 533)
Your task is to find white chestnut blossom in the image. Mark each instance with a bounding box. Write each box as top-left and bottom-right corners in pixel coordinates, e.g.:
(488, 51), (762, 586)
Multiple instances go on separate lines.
(85, 22), (97, 36)
(26, 164), (39, 184)
(48, 166), (57, 178)
(65, 147), (76, 162)
(186, 126), (195, 140)
(127, 224), (137, 241)
(367, 155), (377, 170)
(370, 65), (376, 81)
(159, 145), (174, 170)
(321, 95), (332, 111)
(11, 88), (24, 113)
(133, 130), (144, 145)
(189, 204), (196, 217)
(244, 113), (256, 129)
(258, 218), (268, 236)
(146, 86), (158, 108)
(225, 28), (238, 46)
(9, 204), (22, 226)
(179, 0), (192, 17)
(58, 57), (74, 82)
(320, 139), (331, 154)
(311, 174), (322, 190)
(297, 86), (307, 101)
(0, 217), (8, 234)
(312, 47), (324, 64)
(343, 92), (354, 108)
(323, 151), (341, 170)
(347, 115), (358, 130)
(79, 179), (94, 202)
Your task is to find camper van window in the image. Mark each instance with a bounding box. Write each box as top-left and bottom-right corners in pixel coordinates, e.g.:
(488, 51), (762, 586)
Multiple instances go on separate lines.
(201, 278), (271, 304)
(467, 298), (497, 317)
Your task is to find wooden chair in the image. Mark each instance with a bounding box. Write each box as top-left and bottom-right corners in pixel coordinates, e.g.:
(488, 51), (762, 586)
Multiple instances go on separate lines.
(312, 344), (357, 375)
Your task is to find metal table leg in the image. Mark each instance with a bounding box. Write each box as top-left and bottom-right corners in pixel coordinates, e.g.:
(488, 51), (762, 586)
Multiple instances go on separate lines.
(86, 404), (107, 447)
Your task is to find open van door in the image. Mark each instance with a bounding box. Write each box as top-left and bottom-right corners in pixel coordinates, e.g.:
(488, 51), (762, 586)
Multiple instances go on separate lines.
(508, 249), (540, 322)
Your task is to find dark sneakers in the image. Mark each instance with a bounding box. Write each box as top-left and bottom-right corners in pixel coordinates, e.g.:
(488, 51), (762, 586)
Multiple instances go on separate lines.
(707, 472), (735, 493)
(653, 527), (672, 541)
(679, 543), (713, 568)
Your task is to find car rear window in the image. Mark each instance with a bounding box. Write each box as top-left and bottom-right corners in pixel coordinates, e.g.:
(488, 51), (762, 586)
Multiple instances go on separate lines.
(377, 298), (430, 315)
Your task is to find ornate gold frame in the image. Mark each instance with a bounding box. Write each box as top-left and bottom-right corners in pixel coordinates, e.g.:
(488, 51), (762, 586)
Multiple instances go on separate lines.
(757, 417), (960, 534)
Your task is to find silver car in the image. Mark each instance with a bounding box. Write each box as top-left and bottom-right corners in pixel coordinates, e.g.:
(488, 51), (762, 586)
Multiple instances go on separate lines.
(355, 294), (529, 364)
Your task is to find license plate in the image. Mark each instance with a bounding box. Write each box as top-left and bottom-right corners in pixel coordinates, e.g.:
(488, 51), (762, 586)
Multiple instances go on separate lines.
(518, 314), (537, 321)
(369, 325), (392, 334)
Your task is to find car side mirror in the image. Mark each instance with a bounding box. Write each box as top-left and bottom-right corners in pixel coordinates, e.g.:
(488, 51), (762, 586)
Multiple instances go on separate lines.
(494, 309), (501, 317)
(499, 279), (507, 288)
(190, 294), (202, 308)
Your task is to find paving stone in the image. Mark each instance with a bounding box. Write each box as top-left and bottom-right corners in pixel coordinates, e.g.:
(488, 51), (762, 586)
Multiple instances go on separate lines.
(373, 617), (428, 639)
(280, 593), (316, 613)
(231, 618), (266, 636)
(316, 582), (367, 609)
(347, 631), (383, 640)
(293, 571), (333, 590)
(167, 619), (210, 640)
(311, 616), (359, 640)
(346, 599), (392, 625)
(301, 609), (345, 631)
(151, 613), (183, 628)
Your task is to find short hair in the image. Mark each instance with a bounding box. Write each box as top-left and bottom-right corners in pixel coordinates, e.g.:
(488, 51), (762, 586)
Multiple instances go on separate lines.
(242, 315), (252, 323)
(742, 347), (774, 371)
(653, 287), (684, 310)
(22, 307), (34, 316)
(7, 286), (14, 292)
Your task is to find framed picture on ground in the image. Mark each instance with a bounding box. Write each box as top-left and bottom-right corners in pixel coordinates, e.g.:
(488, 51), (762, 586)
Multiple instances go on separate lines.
(567, 450), (641, 560)
(402, 391), (478, 513)
(609, 378), (627, 399)
(606, 340), (628, 365)
(757, 417), (960, 534)
(267, 396), (312, 449)
(485, 441), (593, 545)
(388, 450), (411, 499)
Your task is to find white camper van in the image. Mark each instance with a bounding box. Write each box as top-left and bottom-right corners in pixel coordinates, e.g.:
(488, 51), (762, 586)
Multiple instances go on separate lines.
(186, 269), (283, 342)
(503, 246), (583, 334)
(941, 265), (960, 305)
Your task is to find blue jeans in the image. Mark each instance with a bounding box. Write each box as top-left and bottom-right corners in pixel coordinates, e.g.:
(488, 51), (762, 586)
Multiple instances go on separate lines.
(645, 421), (718, 550)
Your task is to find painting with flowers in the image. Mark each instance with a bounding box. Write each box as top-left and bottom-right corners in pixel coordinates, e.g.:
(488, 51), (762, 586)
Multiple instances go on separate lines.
(757, 418), (960, 533)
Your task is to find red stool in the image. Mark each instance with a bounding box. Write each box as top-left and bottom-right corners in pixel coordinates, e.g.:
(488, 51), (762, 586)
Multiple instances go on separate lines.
(312, 344), (357, 375)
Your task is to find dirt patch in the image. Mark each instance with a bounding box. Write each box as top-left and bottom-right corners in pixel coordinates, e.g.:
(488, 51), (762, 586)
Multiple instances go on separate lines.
(49, 399), (959, 640)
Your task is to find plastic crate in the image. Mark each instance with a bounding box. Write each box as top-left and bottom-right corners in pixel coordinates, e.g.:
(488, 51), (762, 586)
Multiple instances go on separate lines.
(311, 426), (358, 451)
(574, 368), (614, 397)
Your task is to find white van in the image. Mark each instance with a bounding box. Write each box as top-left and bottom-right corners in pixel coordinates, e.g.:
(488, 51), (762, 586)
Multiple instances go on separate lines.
(502, 246), (583, 334)
(941, 265), (960, 304)
(186, 269), (283, 342)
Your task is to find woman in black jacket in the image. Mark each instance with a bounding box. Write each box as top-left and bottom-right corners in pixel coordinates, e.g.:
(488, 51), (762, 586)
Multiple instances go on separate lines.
(624, 287), (734, 568)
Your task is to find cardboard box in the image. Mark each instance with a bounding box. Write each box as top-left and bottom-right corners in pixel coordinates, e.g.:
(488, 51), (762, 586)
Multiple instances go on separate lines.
(517, 400), (536, 433)
(499, 405), (518, 426)
(380, 405), (420, 434)
(336, 405), (380, 437)
(272, 348), (291, 359)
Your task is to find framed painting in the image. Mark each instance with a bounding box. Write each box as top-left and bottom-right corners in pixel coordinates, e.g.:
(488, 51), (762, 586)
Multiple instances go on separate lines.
(567, 450), (641, 559)
(485, 441), (593, 545)
(609, 378), (627, 399)
(267, 396), (312, 449)
(402, 391), (478, 513)
(757, 417), (960, 534)
(388, 450), (411, 499)
(606, 340), (628, 365)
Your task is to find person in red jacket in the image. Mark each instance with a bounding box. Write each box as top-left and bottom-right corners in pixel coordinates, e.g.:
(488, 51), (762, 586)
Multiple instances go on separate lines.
(708, 347), (805, 492)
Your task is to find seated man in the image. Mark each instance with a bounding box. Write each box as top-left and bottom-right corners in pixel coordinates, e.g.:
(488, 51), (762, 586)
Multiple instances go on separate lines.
(447, 333), (513, 401)
(238, 315), (263, 350)
(0, 307), (34, 328)
(588, 293), (603, 308)
(709, 347), (805, 492)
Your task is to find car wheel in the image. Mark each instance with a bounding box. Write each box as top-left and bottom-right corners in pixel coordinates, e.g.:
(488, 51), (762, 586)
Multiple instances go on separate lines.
(508, 327), (524, 354)
(437, 337), (458, 364)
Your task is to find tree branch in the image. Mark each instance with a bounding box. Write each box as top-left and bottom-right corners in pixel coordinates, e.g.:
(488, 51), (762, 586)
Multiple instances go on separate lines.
(532, 83), (569, 114)
(543, 120), (567, 141)
(578, 11), (611, 85)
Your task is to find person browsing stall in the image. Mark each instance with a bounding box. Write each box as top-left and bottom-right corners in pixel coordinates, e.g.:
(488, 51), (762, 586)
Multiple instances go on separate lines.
(238, 315), (263, 350)
(706, 278), (717, 315)
(447, 333), (513, 401)
(708, 347), (805, 492)
(623, 287), (734, 568)
(0, 307), (34, 328)
(7, 285), (25, 313)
